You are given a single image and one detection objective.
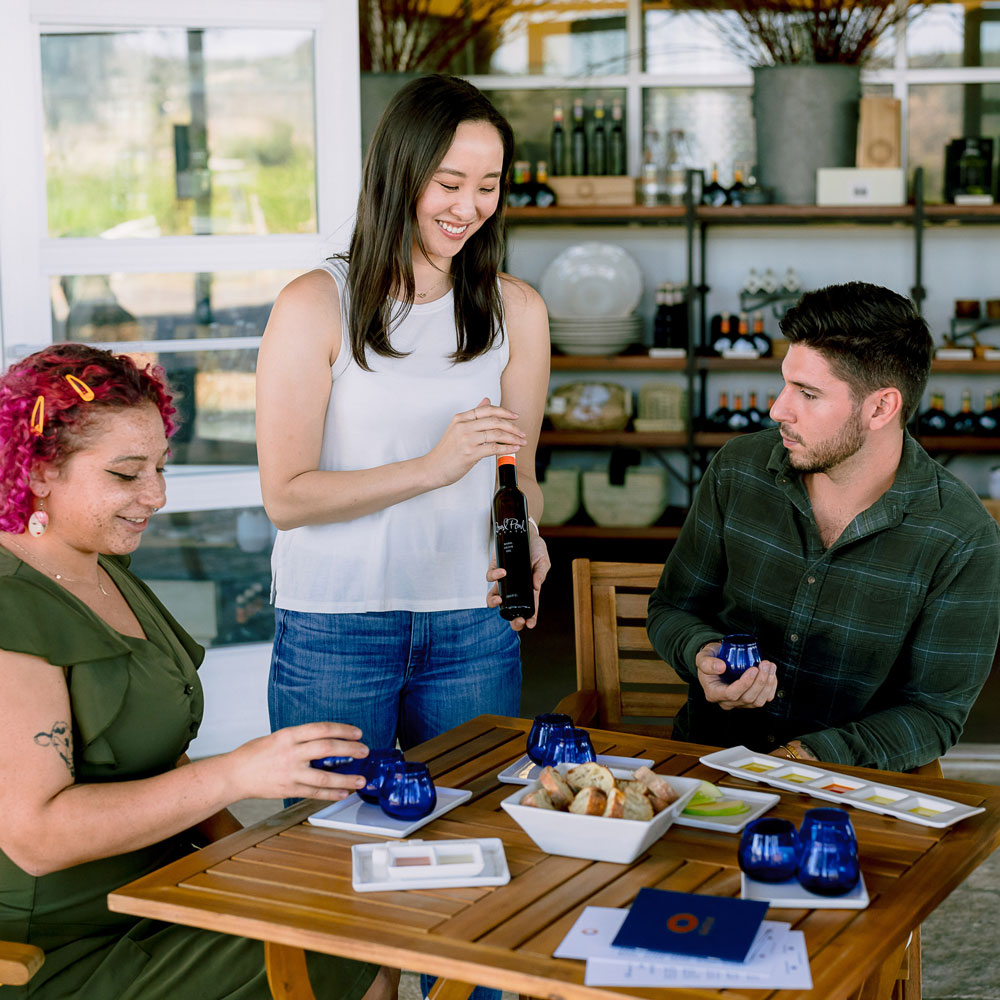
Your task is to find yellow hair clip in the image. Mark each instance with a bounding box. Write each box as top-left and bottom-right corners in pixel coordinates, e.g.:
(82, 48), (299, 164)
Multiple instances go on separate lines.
(65, 374), (95, 401)
(30, 395), (45, 436)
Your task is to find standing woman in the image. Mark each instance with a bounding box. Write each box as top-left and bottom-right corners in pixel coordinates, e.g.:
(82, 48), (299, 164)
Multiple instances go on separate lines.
(257, 74), (550, 753)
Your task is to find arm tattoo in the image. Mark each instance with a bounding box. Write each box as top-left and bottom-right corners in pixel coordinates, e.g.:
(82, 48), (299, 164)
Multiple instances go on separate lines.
(34, 720), (74, 779)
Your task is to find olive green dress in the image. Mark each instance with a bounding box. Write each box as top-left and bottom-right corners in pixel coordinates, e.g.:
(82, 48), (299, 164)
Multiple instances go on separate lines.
(0, 548), (378, 1000)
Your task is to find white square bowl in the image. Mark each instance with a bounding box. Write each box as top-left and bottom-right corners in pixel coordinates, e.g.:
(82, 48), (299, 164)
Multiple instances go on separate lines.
(500, 768), (701, 864)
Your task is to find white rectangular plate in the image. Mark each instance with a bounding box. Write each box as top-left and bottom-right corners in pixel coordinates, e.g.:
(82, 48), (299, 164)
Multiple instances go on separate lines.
(699, 746), (985, 829)
(741, 871), (870, 910)
(674, 787), (781, 833)
(352, 837), (510, 892)
(497, 753), (654, 785)
(308, 786), (471, 837)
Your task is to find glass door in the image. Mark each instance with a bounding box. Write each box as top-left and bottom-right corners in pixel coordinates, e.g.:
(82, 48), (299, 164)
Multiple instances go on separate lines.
(0, 0), (361, 754)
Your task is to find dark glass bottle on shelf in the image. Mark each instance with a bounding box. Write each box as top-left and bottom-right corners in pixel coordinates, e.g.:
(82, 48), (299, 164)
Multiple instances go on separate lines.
(708, 391), (732, 431)
(702, 162), (727, 207)
(653, 283), (673, 349)
(729, 312), (758, 356)
(570, 99), (588, 176)
(746, 391), (766, 428)
(591, 99), (607, 175)
(751, 312), (772, 356)
(533, 161), (556, 207)
(711, 312), (734, 355)
(952, 389), (979, 435)
(550, 101), (566, 176)
(917, 393), (952, 435)
(493, 456), (535, 621)
(727, 164), (746, 206)
(506, 161), (533, 208)
(759, 394), (778, 429)
(609, 99), (626, 175)
(727, 394), (751, 432)
(978, 393), (998, 434)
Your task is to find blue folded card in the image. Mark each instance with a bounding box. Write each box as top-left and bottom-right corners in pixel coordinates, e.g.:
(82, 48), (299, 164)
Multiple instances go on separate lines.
(611, 888), (768, 963)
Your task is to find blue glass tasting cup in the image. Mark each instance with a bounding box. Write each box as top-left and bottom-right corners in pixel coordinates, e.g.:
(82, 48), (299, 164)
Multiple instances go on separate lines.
(541, 727), (596, 767)
(308, 755), (365, 775)
(358, 748), (406, 804)
(796, 808), (860, 896)
(718, 633), (761, 684)
(526, 713), (574, 765)
(379, 761), (438, 821)
(738, 817), (800, 883)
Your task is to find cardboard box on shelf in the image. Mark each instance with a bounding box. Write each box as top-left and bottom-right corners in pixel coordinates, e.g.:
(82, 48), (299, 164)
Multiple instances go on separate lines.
(548, 176), (635, 207)
(816, 168), (905, 206)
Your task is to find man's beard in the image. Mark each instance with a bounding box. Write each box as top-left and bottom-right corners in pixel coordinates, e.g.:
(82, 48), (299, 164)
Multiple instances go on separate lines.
(783, 405), (866, 474)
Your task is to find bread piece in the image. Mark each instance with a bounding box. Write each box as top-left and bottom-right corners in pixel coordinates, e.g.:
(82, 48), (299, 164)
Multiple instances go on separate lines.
(622, 787), (655, 821)
(603, 787), (626, 818)
(538, 766), (574, 809)
(521, 788), (556, 810)
(569, 787), (607, 815)
(633, 766), (679, 809)
(566, 762), (616, 796)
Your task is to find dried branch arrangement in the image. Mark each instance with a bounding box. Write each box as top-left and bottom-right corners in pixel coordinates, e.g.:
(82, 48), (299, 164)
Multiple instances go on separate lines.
(674, 0), (922, 65)
(360, 0), (545, 72)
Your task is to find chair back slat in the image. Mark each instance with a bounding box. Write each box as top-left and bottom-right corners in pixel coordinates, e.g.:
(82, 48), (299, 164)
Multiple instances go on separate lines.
(573, 558), (687, 732)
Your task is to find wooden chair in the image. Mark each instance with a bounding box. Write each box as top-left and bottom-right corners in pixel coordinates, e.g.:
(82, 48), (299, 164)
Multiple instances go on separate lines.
(553, 558), (685, 737)
(0, 941), (44, 986)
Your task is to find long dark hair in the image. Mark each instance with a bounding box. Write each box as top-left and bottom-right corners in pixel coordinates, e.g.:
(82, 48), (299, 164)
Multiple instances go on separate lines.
(342, 75), (514, 371)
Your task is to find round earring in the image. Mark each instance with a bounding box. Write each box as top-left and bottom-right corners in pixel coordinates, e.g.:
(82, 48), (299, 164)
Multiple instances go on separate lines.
(27, 499), (48, 538)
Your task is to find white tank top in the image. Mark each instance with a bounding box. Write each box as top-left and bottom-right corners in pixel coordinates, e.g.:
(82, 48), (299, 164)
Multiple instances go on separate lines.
(270, 259), (510, 613)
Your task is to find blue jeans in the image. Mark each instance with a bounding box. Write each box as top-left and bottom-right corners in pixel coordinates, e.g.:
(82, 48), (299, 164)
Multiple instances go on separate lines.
(268, 607), (521, 751)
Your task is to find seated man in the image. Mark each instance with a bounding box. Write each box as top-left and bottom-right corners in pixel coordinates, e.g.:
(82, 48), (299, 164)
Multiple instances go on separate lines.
(646, 281), (1000, 771)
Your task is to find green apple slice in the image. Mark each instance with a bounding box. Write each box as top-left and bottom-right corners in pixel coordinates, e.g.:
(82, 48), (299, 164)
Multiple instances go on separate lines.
(683, 797), (751, 816)
(687, 780), (725, 807)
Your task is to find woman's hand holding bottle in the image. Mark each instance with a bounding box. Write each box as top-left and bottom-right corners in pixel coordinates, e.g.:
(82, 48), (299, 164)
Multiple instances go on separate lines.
(426, 397), (526, 487)
(487, 525), (550, 631)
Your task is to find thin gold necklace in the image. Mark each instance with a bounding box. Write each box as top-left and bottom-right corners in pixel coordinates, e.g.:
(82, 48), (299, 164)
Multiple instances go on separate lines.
(415, 274), (450, 300)
(4, 536), (110, 597)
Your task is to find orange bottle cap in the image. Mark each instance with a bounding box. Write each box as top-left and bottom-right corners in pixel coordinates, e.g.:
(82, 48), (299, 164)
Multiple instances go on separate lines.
(497, 455), (517, 467)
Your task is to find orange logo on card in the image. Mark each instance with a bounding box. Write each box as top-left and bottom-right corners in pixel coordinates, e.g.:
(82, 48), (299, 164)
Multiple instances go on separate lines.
(666, 912), (698, 934)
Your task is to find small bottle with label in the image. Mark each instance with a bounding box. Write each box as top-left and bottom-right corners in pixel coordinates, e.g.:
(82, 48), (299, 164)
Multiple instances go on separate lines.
(493, 456), (535, 621)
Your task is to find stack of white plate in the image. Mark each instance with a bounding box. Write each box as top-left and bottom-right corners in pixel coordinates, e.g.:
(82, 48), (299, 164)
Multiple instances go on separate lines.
(549, 314), (644, 356)
(540, 242), (645, 356)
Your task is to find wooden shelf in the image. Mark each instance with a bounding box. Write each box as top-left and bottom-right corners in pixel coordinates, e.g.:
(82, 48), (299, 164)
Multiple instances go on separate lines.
(539, 523), (684, 540)
(539, 430), (687, 447)
(918, 436), (1000, 452)
(510, 203), (1000, 226)
(550, 353), (686, 370)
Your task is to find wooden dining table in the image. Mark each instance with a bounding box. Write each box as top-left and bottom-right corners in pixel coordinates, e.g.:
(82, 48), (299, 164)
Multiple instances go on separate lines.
(109, 715), (1000, 1000)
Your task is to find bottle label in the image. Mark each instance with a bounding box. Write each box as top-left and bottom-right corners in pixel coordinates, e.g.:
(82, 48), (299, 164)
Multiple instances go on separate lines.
(498, 517), (528, 535)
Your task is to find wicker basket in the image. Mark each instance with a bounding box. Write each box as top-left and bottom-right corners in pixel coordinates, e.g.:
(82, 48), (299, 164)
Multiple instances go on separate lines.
(539, 469), (581, 525)
(582, 468), (668, 527)
(547, 382), (632, 431)
(634, 381), (687, 432)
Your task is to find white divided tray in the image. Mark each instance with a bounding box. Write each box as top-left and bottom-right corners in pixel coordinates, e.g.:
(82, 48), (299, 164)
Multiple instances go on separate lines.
(700, 746), (984, 829)
(352, 838), (510, 892)
(497, 753), (654, 785)
(741, 871), (870, 910)
(308, 786), (471, 837)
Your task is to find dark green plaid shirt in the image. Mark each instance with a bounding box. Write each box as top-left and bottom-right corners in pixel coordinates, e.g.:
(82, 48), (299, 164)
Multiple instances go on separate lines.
(647, 429), (1000, 771)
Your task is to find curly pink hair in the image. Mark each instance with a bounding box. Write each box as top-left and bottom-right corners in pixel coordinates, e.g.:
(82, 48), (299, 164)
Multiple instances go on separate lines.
(0, 343), (177, 533)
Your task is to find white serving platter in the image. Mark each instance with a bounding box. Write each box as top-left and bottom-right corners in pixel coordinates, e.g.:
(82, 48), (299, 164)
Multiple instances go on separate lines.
(700, 746), (985, 829)
(741, 870), (870, 910)
(308, 786), (471, 837)
(352, 837), (510, 892)
(497, 753), (654, 785)
(674, 787), (781, 833)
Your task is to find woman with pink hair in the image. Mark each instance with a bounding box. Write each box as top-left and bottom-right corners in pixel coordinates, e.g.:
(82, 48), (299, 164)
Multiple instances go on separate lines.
(0, 344), (392, 1000)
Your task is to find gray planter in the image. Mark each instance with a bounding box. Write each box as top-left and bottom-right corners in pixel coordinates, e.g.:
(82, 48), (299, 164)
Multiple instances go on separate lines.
(752, 64), (861, 205)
